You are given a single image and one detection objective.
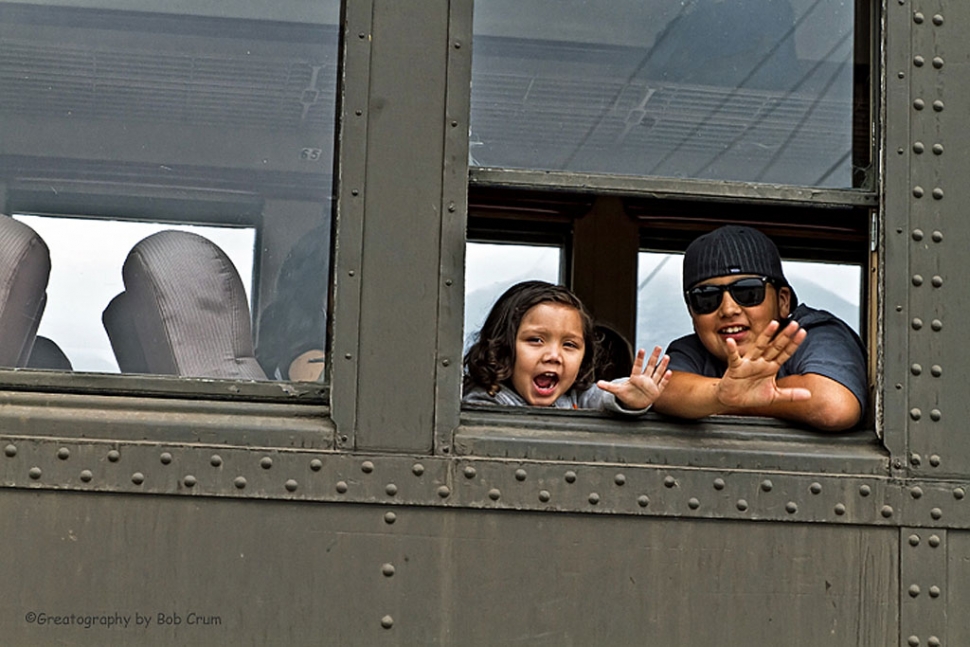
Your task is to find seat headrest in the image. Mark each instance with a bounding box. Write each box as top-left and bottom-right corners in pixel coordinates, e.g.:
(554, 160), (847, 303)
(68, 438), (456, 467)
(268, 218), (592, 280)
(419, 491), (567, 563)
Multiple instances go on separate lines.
(104, 230), (265, 380)
(0, 216), (50, 367)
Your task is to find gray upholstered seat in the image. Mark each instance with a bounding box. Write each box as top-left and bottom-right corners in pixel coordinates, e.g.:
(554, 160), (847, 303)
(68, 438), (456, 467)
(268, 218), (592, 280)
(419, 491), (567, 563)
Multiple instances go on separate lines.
(0, 215), (50, 368)
(102, 230), (266, 380)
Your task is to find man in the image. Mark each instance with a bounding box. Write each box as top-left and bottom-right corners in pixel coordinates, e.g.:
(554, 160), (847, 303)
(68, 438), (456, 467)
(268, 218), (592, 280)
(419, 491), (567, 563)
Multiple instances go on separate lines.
(652, 225), (867, 432)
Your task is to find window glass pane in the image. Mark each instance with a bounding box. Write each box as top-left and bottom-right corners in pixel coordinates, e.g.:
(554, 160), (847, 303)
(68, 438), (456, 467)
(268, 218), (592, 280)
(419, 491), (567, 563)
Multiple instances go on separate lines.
(472, 0), (856, 187)
(0, 0), (338, 383)
(636, 252), (861, 353)
(465, 242), (561, 351)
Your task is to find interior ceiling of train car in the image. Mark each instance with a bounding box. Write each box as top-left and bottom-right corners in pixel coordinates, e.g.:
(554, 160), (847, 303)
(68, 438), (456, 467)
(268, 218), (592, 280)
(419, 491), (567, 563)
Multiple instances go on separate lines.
(471, 0), (858, 188)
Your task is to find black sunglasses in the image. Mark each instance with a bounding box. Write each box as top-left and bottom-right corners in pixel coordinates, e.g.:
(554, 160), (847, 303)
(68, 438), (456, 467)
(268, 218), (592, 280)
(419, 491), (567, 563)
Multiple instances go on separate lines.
(686, 276), (775, 315)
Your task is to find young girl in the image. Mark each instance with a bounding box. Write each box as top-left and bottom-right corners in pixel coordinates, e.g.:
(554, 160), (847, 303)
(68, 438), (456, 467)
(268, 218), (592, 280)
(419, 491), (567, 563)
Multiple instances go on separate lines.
(463, 281), (670, 414)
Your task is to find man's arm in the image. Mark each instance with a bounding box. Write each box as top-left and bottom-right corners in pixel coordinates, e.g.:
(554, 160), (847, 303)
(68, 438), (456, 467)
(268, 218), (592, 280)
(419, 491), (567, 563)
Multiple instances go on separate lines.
(741, 373), (862, 432)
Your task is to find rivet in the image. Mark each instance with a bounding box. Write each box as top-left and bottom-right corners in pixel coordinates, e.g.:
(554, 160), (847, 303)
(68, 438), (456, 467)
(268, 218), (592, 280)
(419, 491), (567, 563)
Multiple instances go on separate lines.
(336, 481), (348, 494)
(932, 143), (944, 155)
(79, 470), (93, 483)
(488, 488), (501, 501)
(131, 472), (144, 485)
(565, 470), (577, 484)
(910, 408), (922, 421)
(55, 447), (70, 460)
(354, 109), (362, 116)
(930, 409), (941, 421)
(385, 483), (397, 496)
(464, 466), (477, 479)
(210, 455), (222, 467)
(929, 586), (941, 598)
(381, 615), (393, 629)
(453, 40), (461, 49)
(447, 202), (456, 213)
(344, 353), (352, 360)
(384, 511), (396, 524)
(441, 359), (451, 367)
(909, 534), (920, 546)
(614, 473), (626, 486)
(881, 505), (894, 518)
(285, 479), (298, 492)
(310, 459), (323, 471)
(909, 584), (921, 597)
(911, 453), (922, 466)
(444, 279), (453, 286)
(930, 454), (941, 467)
(912, 228), (924, 240)
(761, 479), (772, 492)
(834, 503), (846, 515)
(913, 99), (925, 110)
(382, 563), (395, 577)
(932, 230), (943, 242)
(908, 636), (920, 647)
(234, 476), (247, 489)
(361, 460), (374, 474)
(893, 458), (905, 469)
(912, 318), (923, 330)
(638, 495), (650, 508)
(515, 469), (527, 482)
(538, 490), (551, 503)
(440, 446), (450, 454)
(810, 483), (822, 495)
(931, 319), (943, 331)
(913, 186), (924, 198)
(932, 13), (943, 25)
(932, 188), (944, 201)
(914, 11), (924, 23)
(930, 508), (943, 520)
(954, 487), (965, 500)
(3, 444), (15, 457)
(589, 493), (600, 505)
(713, 478), (725, 490)
(932, 101), (944, 113)
(929, 534), (941, 547)
(736, 499), (748, 511)
(928, 637), (940, 647)
(358, 32), (365, 39)
(437, 485), (450, 498)
(451, 120), (459, 128)
(914, 55), (925, 67)
(260, 457), (273, 469)
(183, 475), (196, 487)
(688, 498), (700, 510)
(896, 384), (903, 390)
(351, 188), (359, 196)
(911, 364), (922, 375)
(108, 450), (121, 463)
(931, 275), (943, 287)
(785, 502), (797, 514)
(912, 274), (923, 286)
(664, 476), (677, 488)
(412, 463), (424, 476)
(896, 305), (903, 312)
(911, 486), (923, 499)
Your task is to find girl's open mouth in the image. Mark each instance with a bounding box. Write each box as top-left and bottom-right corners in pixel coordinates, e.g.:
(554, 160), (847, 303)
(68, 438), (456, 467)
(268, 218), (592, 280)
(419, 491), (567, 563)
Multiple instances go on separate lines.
(533, 372), (559, 396)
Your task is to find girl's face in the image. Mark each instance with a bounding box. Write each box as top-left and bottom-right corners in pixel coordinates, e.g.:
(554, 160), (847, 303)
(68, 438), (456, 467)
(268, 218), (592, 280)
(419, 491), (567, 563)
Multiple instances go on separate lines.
(511, 302), (586, 406)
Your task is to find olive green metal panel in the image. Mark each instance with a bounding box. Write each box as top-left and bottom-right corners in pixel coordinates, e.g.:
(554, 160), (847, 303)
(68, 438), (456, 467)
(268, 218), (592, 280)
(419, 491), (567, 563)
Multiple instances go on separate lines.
(1, 490), (896, 646)
(333, 0), (457, 453)
(884, 0), (970, 477)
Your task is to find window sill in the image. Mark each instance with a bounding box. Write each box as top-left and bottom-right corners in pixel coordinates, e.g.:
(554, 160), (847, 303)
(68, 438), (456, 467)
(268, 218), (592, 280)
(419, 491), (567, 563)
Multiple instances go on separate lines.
(456, 405), (887, 476)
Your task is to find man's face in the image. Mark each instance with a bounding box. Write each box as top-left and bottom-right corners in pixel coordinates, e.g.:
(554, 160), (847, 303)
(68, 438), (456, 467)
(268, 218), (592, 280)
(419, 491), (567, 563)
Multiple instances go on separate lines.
(688, 274), (791, 362)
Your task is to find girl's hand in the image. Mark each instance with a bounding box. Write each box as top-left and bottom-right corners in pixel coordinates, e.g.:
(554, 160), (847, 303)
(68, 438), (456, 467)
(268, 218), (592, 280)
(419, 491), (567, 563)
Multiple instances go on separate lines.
(596, 346), (671, 410)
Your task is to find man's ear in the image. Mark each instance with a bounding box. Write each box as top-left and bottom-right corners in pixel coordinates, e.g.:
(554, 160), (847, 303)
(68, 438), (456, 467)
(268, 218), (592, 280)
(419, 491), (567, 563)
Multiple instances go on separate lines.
(777, 286), (792, 319)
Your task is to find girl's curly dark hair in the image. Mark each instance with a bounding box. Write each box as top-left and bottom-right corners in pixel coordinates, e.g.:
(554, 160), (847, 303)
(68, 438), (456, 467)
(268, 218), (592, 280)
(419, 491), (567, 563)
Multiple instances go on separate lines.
(463, 281), (598, 397)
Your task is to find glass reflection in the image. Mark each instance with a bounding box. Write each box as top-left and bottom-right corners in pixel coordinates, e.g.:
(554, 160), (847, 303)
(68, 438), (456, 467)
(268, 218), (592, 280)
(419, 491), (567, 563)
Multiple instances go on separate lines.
(472, 0), (857, 187)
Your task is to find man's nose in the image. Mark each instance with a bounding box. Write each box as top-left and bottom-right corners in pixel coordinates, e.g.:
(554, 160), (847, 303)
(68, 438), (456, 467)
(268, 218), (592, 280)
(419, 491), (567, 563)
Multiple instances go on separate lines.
(718, 291), (742, 315)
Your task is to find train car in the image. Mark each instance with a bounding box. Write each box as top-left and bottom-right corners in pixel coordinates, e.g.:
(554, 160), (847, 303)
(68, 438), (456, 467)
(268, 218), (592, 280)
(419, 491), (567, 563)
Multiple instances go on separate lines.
(0, 0), (963, 644)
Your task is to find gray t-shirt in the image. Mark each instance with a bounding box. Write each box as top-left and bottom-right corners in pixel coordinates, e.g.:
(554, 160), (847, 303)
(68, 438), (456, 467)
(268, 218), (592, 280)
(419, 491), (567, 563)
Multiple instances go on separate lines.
(666, 304), (868, 411)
